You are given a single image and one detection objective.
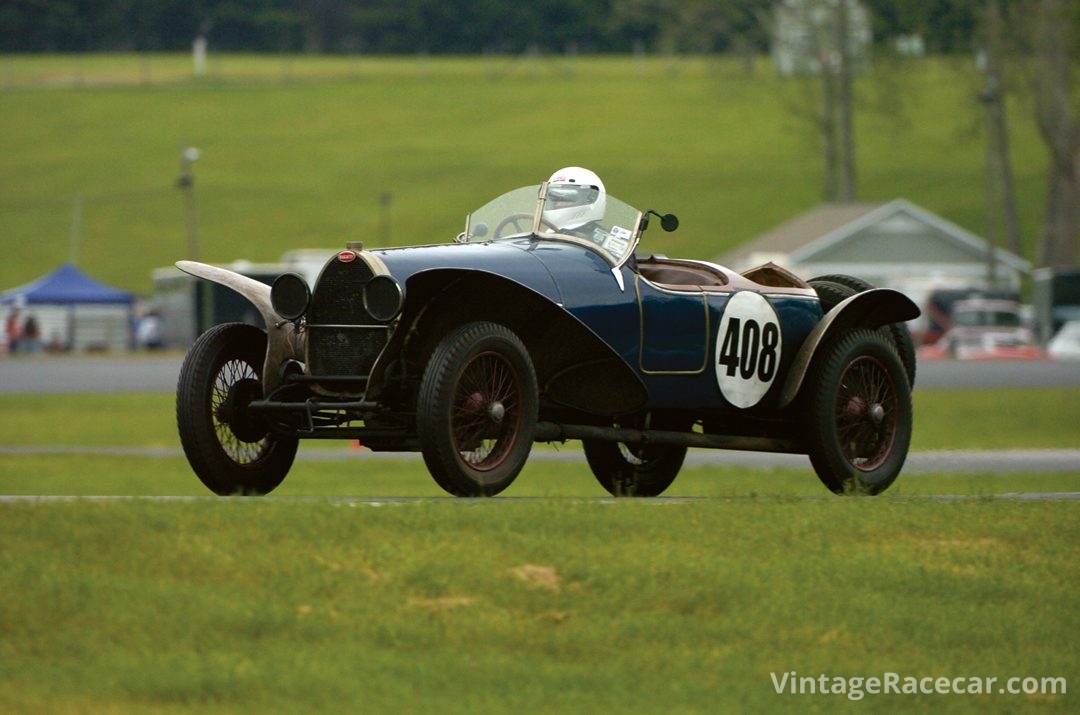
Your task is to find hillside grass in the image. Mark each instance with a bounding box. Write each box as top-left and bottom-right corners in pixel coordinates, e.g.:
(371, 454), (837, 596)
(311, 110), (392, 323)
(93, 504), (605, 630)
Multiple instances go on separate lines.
(0, 53), (1050, 296)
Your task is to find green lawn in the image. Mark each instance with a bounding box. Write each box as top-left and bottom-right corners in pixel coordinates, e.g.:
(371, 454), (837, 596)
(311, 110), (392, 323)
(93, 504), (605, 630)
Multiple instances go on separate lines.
(1, 498), (1075, 714)
(0, 386), (1076, 713)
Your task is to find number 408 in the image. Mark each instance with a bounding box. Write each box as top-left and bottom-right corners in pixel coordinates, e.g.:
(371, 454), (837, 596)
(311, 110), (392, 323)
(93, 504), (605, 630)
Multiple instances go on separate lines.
(717, 318), (779, 382)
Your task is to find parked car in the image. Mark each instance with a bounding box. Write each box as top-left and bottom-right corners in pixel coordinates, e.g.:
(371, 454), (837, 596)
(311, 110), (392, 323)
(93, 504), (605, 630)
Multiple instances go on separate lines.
(917, 297), (1043, 360)
(1048, 320), (1080, 360)
(175, 169), (919, 498)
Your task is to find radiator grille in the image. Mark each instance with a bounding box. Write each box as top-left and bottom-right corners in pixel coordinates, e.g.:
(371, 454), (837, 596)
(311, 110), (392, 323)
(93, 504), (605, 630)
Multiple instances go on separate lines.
(306, 257), (389, 379)
(309, 258), (374, 325)
(308, 326), (389, 377)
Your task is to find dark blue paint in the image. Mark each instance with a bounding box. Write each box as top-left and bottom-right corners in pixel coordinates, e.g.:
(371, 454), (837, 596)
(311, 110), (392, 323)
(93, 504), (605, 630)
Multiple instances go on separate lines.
(372, 236), (824, 415)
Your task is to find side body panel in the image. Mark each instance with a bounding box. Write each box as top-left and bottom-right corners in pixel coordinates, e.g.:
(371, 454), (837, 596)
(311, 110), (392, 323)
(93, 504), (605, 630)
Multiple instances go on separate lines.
(633, 281), (822, 412)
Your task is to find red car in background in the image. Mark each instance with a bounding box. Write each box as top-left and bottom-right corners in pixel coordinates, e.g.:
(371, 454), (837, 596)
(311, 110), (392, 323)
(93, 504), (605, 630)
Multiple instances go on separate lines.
(917, 298), (1044, 361)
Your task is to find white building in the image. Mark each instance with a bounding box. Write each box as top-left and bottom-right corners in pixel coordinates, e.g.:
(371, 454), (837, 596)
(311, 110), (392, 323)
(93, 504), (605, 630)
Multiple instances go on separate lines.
(718, 198), (1031, 339)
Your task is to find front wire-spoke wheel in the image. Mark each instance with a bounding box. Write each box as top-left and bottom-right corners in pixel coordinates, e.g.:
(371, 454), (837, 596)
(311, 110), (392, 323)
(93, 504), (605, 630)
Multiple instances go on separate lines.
(804, 328), (912, 495)
(177, 323), (298, 496)
(418, 322), (537, 496)
(451, 352), (522, 469)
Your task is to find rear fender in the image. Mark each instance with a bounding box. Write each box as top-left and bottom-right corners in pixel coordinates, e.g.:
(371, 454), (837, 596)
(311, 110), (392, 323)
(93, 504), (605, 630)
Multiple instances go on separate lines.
(779, 288), (920, 409)
(176, 260), (297, 393)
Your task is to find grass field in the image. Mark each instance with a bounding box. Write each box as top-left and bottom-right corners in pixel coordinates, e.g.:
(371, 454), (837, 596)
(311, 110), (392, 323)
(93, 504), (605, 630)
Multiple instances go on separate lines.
(1, 389), (1077, 712)
(2, 498), (1076, 714)
(0, 53), (1051, 296)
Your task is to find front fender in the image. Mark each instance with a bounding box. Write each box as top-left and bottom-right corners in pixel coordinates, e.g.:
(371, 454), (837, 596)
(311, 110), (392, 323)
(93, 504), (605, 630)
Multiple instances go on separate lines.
(366, 268), (647, 415)
(176, 260), (296, 394)
(778, 288), (920, 409)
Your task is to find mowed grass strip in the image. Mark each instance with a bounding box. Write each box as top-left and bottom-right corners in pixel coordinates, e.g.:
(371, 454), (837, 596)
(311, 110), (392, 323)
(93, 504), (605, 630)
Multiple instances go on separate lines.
(1, 498), (1076, 714)
(1, 388), (1078, 450)
(1, 452), (1077, 498)
(0, 388), (1077, 497)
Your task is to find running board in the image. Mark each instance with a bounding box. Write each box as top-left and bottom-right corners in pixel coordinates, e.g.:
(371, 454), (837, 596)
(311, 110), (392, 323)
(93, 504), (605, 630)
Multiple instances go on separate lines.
(534, 421), (804, 454)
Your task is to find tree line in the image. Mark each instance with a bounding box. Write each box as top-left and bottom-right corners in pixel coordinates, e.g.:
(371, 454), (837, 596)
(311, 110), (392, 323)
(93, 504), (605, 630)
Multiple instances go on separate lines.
(0, 0), (980, 55)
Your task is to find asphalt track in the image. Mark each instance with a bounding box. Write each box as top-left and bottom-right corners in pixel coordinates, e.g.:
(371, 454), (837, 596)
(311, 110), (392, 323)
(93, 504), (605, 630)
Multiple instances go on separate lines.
(1, 354), (1079, 394)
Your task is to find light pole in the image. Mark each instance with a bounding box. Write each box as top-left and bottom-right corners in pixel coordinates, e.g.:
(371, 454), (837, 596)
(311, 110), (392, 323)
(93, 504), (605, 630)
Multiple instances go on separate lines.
(176, 147), (200, 260)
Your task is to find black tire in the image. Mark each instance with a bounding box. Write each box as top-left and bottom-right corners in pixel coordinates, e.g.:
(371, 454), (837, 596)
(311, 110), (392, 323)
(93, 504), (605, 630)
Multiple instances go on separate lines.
(417, 322), (538, 496)
(803, 328), (912, 495)
(809, 274), (917, 387)
(583, 439), (687, 497)
(176, 323), (298, 496)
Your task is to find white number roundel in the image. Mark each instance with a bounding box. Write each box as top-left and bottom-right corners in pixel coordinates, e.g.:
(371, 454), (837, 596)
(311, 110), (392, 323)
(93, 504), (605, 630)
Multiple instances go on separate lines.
(714, 291), (783, 408)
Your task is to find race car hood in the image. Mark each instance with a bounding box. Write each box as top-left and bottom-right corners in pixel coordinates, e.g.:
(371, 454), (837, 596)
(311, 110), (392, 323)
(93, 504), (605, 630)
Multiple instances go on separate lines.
(368, 236), (624, 307)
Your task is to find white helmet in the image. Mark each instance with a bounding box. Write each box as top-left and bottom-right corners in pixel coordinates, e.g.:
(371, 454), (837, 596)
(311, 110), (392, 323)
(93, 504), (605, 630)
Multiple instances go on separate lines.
(543, 166), (606, 230)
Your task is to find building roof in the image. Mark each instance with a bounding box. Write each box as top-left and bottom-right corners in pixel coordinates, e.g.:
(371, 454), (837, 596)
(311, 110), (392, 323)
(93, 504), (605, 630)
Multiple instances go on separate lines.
(723, 202), (886, 264)
(720, 198), (1030, 274)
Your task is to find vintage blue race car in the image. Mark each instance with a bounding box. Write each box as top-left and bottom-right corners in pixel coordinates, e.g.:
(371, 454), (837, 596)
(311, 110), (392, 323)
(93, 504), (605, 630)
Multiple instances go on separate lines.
(175, 172), (919, 497)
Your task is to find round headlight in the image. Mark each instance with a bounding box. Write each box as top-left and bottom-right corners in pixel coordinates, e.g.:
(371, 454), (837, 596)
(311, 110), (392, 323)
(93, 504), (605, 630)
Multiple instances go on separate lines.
(271, 272), (310, 321)
(363, 274), (404, 322)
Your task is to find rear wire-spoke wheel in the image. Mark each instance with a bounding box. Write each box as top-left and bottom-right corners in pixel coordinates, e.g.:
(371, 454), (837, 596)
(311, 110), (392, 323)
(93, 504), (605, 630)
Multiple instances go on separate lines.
(417, 322), (537, 496)
(804, 328), (912, 495)
(583, 439), (687, 497)
(176, 323), (297, 496)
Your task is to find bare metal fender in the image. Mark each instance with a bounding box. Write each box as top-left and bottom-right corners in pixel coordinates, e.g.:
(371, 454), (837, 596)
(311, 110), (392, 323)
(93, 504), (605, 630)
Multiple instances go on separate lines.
(175, 260), (297, 394)
(778, 288), (920, 409)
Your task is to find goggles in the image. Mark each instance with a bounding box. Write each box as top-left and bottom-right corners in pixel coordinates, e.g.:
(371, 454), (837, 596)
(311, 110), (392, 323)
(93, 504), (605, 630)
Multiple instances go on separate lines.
(547, 183), (599, 208)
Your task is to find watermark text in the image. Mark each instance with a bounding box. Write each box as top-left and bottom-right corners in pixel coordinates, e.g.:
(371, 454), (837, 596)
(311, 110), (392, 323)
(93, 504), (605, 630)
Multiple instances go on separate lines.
(771, 672), (1066, 700)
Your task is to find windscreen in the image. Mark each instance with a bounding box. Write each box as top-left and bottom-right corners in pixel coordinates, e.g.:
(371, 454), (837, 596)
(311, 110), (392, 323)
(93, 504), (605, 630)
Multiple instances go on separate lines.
(463, 183), (643, 267)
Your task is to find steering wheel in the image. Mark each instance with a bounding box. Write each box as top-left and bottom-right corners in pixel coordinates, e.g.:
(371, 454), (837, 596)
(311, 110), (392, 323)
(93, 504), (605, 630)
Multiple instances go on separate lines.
(494, 213), (558, 238)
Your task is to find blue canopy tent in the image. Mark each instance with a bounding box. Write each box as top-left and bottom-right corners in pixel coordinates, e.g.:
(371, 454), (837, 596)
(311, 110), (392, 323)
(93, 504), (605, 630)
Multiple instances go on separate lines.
(2, 264), (135, 351)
